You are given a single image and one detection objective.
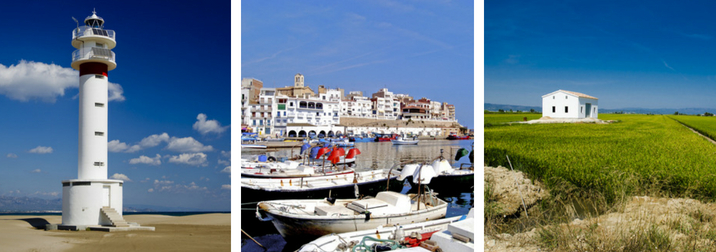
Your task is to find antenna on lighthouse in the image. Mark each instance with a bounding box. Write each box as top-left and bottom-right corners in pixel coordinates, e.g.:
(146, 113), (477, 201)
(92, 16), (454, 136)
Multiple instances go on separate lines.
(71, 16), (79, 33)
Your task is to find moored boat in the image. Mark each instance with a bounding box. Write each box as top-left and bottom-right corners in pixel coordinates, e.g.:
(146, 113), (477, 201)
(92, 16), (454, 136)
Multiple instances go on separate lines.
(399, 159), (474, 198)
(256, 191), (448, 241)
(241, 169), (404, 204)
(392, 136), (419, 145)
(297, 208), (474, 252)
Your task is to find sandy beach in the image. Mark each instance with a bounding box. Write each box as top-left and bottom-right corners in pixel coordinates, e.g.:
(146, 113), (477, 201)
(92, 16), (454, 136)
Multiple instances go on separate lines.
(0, 213), (230, 252)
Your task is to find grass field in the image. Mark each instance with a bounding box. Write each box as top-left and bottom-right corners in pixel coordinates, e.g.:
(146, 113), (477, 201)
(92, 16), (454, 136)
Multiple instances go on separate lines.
(669, 115), (716, 141)
(484, 113), (543, 126)
(485, 114), (716, 204)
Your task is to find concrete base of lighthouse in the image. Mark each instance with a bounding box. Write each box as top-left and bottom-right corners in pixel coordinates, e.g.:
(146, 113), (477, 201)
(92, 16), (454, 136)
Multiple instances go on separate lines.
(61, 179), (123, 226)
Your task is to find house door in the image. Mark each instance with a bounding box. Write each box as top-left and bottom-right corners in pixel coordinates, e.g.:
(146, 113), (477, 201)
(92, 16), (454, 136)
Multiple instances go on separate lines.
(102, 185), (110, 207)
(585, 103), (592, 118)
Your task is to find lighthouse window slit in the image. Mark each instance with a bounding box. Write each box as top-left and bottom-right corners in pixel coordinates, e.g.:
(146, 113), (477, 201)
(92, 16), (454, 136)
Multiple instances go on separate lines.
(95, 103), (104, 107)
(95, 131), (104, 136)
(95, 75), (104, 79)
(62, 182), (70, 187)
(94, 162), (105, 166)
(73, 182), (91, 186)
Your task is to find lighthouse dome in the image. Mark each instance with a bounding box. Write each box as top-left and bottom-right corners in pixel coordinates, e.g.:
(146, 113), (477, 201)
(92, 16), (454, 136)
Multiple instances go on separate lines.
(84, 10), (104, 28)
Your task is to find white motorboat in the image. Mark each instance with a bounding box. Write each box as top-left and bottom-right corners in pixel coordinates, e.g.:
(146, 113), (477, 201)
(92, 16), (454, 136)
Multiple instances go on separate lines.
(241, 169), (404, 203)
(392, 136), (419, 145)
(256, 191), (448, 239)
(297, 208), (474, 252)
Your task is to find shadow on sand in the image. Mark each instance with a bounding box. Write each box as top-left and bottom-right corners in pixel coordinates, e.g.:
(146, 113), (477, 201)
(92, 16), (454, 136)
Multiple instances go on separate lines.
(17, 218), (50, 229)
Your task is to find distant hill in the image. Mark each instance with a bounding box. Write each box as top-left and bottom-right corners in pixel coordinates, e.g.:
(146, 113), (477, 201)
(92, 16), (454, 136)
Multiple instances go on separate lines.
(0, 196), (61, 212)
(484, 103), (541, 112)
(485, 103), (716, 115)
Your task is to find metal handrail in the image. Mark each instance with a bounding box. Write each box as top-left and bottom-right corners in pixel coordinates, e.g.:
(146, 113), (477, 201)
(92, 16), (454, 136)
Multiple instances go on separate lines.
(72, 47), (115, 63)
(72, 26), (116, 40)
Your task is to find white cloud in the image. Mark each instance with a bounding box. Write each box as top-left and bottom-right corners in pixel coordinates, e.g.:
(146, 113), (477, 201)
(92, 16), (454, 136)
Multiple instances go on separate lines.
(31, 169), (41, 173)
(6, 153), (17, 158)
(220, 166), (231, 174)
(28, 146), (53, 154)
(168, 153), (208, 167)
(218, 150), (231, 166)
(193, 113), (229, 135)
(166, 137), (213, 152)
(148, 188), (154, 192)
(0, 60), (125, 103)
(110, 173), (131, 181)
(108, 140), (141, 153)
(129, 154), (162, 166)
(152, 180), (207, 192)
(0, 61), (77, 102)
(108, 82), (125, 101)
(139, 133), (170, 148)
(221, 184), (231, 190)
(33, 191), (60, 197)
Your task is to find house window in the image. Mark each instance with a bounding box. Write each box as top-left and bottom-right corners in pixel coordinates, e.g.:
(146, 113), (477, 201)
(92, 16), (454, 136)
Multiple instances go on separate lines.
(566, 96), (568, 99)
(552, 106), (556, 113)
(553, 96), (555, 99)
(581, 106), (583, 113)
(565, 106), (568, 113)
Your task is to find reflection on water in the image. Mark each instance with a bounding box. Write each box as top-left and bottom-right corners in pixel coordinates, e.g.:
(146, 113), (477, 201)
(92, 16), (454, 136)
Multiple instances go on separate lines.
(240, 139), (475, 252)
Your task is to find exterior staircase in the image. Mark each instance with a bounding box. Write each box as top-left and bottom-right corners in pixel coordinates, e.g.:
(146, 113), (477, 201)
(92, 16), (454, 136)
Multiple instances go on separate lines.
(100, 207), (130, 227)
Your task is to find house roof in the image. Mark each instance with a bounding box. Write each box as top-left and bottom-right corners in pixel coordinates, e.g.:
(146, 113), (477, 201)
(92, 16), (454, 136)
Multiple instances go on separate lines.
(543, 90), (598, 100)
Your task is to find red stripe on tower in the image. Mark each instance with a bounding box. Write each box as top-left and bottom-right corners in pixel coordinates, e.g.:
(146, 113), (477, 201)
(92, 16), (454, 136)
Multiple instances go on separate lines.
(79, 62), (109, 76)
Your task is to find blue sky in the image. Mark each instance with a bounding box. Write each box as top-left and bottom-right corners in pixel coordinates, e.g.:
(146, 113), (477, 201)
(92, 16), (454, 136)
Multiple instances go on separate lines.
(0, 1), (230, 211)
(486, 1), (716, 109)
(242, 0), (474, 128)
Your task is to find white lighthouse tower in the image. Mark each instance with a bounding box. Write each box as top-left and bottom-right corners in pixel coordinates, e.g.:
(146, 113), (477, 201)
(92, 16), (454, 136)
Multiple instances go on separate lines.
(61, 10), (126, 228)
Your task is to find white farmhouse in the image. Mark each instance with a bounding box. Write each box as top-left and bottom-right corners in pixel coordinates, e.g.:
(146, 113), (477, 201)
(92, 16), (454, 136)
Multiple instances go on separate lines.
(542, 90), (598, 119)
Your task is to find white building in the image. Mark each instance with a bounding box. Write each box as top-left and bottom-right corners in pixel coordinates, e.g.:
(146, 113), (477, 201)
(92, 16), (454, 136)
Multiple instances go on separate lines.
(63, 10), (125, 228)
(275, 95), (342, 137)
(249, 88), (277, 136)
(542, 90), (598, 119)
(340, 95), (373, 118)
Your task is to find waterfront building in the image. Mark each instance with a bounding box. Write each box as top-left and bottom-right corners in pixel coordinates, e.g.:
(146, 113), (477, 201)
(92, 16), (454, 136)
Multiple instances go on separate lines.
(276, 73), (316, 98)
(241, 78), (262, 127)
(542, 90), (599, 119)
(340, 95), (373, 118)
(249, 88), (277, 136)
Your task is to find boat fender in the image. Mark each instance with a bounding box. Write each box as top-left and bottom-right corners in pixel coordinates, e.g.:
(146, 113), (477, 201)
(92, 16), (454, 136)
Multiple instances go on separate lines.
(267, 156), (277, 162)
(255, 207), (273, 222)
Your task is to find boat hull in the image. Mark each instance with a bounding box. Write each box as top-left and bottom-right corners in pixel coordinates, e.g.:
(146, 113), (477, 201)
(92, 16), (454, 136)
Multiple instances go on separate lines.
(406, 173), (475, 198)
(391, 140), (419, 145)
(241, 177), (405, 204)
(261, 201), (448, 241)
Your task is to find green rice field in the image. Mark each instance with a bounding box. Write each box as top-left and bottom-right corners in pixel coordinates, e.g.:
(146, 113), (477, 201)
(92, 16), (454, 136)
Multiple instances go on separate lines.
(669, 115), (716, 141)
(485, 114), (716, 203)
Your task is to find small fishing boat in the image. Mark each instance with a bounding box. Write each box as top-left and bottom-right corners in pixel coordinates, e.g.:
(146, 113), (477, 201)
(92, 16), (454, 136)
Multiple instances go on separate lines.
(399, 148), (475, 198)
(297, 208), (474, 252)
(241, 159), (356, 179)
(374, 133), (399, 142)
(256, 190), (447, 241)
(241, 144), (267, 149)
(446, 133), (470, 140)
(241, 169), (404, 204)
(392, 136), (419, 145)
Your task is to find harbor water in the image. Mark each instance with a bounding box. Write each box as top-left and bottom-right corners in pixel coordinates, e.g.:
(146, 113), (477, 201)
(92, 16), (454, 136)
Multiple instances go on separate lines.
(240, 139), (475, 252)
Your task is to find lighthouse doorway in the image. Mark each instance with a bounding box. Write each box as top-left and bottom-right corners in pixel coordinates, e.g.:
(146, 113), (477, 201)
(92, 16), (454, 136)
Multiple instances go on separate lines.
(102, 185), (110, 207)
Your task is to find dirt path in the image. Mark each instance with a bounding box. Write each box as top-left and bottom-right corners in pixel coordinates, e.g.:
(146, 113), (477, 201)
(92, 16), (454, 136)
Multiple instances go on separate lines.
(678, 122), (716, 145)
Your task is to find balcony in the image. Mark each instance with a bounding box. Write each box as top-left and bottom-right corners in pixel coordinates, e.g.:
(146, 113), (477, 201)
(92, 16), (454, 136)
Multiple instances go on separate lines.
(71, 47), (116, 70)
(72, 26), (116, 48)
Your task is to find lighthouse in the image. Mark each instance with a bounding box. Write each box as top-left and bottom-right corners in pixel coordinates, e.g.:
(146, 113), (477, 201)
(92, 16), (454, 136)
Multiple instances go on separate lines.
(61, 10), (126, 228)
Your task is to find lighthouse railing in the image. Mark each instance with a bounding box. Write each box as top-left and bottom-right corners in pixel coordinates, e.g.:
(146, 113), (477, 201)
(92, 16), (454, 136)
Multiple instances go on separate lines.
(72, 48), (116, 63)
(72, 26), (116, 41)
